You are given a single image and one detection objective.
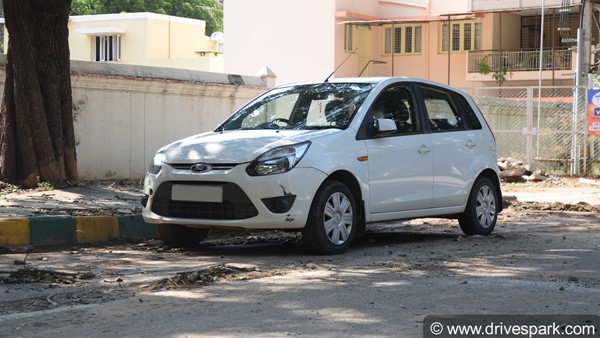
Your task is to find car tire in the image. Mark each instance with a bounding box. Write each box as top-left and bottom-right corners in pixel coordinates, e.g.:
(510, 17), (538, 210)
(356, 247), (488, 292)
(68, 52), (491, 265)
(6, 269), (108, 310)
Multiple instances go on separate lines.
(157, 224), (209, 247)
(302, 180), (357, 255)
(458, 177), (498, 236)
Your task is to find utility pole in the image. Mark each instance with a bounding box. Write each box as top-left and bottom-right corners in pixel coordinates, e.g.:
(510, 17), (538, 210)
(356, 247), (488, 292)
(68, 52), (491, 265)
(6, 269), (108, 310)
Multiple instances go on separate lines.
(573, 0), (592, 174)
(577, 0), (592, 88)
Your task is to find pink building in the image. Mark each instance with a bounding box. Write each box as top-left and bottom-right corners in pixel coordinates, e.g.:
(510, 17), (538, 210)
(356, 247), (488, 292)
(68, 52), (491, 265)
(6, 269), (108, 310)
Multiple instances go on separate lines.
(224, 0), (593, 87)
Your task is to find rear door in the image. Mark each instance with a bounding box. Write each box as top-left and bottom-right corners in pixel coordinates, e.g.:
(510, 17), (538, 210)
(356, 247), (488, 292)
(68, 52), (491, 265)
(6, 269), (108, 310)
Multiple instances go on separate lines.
(416, 84), (482, 208)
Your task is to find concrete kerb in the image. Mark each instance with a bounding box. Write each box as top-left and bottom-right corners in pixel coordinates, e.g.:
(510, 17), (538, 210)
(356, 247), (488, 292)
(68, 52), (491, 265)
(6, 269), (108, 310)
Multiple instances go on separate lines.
(0, 214), (158, 248)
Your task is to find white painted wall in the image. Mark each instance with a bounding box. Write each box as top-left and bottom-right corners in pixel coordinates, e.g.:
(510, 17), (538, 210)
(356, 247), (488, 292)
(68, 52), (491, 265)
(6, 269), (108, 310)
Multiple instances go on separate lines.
(224, 0), (337, 85)
(0, 61), (269, 180)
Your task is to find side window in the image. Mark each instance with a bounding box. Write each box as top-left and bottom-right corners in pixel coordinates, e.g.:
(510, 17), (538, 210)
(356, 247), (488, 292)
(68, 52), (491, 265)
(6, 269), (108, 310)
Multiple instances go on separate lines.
(370, 84), (421, 135)
(455, 93), (482, 130)
(419, 85), (465, 132)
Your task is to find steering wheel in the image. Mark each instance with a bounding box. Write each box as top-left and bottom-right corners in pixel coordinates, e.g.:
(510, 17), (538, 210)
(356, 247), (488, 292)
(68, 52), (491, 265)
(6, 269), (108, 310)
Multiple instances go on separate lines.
(256, 118), (291, 129)
(271, 118), (290, 126)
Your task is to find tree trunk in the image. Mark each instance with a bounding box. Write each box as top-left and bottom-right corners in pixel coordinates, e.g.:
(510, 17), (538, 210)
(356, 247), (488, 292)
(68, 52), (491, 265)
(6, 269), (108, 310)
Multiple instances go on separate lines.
(0, 0), (78, 188)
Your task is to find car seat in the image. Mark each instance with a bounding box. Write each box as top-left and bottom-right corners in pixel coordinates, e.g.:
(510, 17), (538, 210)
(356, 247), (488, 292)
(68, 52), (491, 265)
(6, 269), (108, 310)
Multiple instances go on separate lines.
(392, 101), (412, 132)
(324, 99), (347, 126)
(375, 92), (413, 133)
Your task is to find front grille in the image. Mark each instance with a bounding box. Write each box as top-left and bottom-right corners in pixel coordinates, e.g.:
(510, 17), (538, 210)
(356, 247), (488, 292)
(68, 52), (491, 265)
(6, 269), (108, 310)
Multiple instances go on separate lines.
(151, 182), (258, 220)
(169, 163), (238, 171)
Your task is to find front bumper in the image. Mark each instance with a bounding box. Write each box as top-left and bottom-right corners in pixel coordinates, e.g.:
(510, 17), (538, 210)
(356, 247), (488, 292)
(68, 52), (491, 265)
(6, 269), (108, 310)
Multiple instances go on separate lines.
(142, 163), (326, 230)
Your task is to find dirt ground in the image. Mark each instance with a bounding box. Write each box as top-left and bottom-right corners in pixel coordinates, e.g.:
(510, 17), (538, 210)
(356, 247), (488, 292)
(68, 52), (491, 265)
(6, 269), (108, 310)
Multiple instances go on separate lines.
(0, 180), (144, 217)
(0, 178), (599, 337)
(1, 176), (600, 217)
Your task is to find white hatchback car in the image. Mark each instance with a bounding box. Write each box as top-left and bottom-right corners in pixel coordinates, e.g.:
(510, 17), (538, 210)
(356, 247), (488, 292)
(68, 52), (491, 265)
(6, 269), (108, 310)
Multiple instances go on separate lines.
(142, 77), (502, 254)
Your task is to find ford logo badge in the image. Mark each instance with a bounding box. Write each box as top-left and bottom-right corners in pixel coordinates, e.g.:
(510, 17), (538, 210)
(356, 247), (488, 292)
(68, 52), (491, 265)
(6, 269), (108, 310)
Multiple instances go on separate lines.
(190, 163), (211, 173)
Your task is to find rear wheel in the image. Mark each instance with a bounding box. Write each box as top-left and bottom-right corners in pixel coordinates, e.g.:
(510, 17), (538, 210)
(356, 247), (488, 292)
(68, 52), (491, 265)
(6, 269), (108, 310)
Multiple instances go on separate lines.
(458, 177), (498, 236)
(157, 224), (209, 247)
(302, 180), (357, 255)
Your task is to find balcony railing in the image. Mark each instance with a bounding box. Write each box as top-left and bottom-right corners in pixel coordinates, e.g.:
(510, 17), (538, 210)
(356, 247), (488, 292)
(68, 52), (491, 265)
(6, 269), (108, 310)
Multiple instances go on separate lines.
(467, 49), (573, 73)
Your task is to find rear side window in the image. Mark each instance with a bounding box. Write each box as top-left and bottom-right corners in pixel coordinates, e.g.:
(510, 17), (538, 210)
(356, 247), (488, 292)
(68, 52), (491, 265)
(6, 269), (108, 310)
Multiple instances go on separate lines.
(455, 93), (482, 130)
(419, 85), (465, 132)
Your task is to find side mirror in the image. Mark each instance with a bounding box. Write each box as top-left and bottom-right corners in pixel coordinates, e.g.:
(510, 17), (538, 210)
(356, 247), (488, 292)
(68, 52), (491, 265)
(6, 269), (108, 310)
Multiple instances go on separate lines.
(374, 118), (397, 133)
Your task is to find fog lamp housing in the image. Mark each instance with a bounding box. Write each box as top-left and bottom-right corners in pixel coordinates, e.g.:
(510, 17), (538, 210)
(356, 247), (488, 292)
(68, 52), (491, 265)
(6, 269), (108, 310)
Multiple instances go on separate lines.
(262, 195), (296, 214)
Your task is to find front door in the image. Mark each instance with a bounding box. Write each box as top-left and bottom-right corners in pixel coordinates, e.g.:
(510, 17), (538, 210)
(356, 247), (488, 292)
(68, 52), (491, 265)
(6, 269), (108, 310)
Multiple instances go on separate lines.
(364, 83), (434, 213)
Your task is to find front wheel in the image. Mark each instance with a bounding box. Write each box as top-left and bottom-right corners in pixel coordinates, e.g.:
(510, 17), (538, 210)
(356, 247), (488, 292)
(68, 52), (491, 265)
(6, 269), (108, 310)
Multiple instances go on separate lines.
(302, 180), (357, 255)
(157, 224), (209, 247)
(458, 177), (499, 236)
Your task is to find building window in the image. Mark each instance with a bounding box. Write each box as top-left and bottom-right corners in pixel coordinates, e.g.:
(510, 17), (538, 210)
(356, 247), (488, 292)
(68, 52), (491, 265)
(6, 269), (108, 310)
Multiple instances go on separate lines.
(474, 22), (482, 50)
(441, 21), (482, 53)
(520, 13), (598, 49)
(383, 24), (422, 55)
(93, 35), (121, 62)
(415, 26), (422, 53)
(405, 26), (413, 53)
(384, 27), (392, 54)
(452, 24), (460, 51)
(344, 24), (353, 51)
(394, 27), (402, 53)
(464, 23), (472, 50)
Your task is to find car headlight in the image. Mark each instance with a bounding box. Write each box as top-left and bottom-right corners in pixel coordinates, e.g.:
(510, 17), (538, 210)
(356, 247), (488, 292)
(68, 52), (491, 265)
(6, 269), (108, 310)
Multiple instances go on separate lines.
(148, 152), (165, 175)
(246, 142), (311, 176)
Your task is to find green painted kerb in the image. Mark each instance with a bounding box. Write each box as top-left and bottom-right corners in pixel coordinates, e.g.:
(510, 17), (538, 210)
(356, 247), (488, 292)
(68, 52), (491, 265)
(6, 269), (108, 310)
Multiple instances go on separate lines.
(118, 215), (158, 240)
(28, 216), (76, 246)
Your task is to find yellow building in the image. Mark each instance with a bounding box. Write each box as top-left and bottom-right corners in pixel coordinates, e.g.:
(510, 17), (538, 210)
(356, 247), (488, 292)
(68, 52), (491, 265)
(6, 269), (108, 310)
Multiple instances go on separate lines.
(3, 12), (224, 73)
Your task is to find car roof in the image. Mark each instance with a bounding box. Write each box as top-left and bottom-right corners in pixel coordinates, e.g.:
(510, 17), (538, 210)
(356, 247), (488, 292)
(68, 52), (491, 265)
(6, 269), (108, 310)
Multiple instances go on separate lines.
(277, 77), (391, 86)
(274, 77), (469, 97)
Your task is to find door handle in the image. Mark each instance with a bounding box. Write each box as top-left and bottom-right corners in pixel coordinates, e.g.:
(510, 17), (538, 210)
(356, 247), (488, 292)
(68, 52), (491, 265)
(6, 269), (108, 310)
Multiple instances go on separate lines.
(418, 145), (431, 154)
(466, 140), (477, 149)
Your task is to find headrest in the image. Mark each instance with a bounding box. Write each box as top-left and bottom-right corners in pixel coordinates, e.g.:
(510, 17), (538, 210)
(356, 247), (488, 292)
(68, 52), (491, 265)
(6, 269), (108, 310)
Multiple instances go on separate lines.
(325, 99), (345, 123)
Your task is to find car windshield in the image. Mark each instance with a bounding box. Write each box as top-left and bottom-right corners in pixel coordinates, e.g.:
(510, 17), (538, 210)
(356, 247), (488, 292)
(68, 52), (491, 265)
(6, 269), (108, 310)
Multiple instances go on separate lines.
(217, 82), (375, 131)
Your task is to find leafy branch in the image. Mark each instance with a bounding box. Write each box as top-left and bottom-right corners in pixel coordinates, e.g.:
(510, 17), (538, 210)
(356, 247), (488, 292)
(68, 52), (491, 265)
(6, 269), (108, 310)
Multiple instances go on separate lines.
(477, 53), (511, 87)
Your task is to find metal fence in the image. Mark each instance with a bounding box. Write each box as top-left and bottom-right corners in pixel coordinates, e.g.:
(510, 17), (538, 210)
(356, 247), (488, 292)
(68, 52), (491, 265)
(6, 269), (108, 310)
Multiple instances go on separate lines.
(461, 86), (599, 176)
(467, 49), (573, 73)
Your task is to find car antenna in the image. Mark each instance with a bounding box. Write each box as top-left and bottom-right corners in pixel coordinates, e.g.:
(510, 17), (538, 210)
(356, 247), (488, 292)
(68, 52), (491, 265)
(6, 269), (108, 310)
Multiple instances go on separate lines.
(324, 48), (358, 83)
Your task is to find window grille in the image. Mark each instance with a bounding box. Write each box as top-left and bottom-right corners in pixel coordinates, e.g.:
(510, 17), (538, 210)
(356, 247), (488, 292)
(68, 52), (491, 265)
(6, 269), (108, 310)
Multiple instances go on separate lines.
(93, 35), (121, 62)
(382, 24), (422, 55)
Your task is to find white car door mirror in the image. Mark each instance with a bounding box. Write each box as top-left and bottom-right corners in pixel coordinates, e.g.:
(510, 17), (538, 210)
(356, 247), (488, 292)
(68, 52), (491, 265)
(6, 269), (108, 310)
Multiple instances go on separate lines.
(375, 118), (397, 133)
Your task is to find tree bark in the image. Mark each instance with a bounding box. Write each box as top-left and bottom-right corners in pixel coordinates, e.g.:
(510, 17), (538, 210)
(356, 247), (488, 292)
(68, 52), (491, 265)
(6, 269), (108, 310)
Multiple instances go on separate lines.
(0, 0), (78, 188)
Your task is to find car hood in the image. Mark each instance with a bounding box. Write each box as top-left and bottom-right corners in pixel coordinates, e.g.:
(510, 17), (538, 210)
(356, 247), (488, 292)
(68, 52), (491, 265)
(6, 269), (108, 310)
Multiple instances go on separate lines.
(161, 129), (339, 163)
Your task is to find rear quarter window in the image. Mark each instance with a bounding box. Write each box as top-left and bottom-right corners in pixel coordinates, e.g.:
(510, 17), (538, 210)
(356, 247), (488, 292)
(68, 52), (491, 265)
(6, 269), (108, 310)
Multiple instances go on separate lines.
(455, 93), (482, 130)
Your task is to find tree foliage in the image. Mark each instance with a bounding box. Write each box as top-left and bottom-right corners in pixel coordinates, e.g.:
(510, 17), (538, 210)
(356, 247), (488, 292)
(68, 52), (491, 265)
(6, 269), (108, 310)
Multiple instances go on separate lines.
(70, 0), (223, 35)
